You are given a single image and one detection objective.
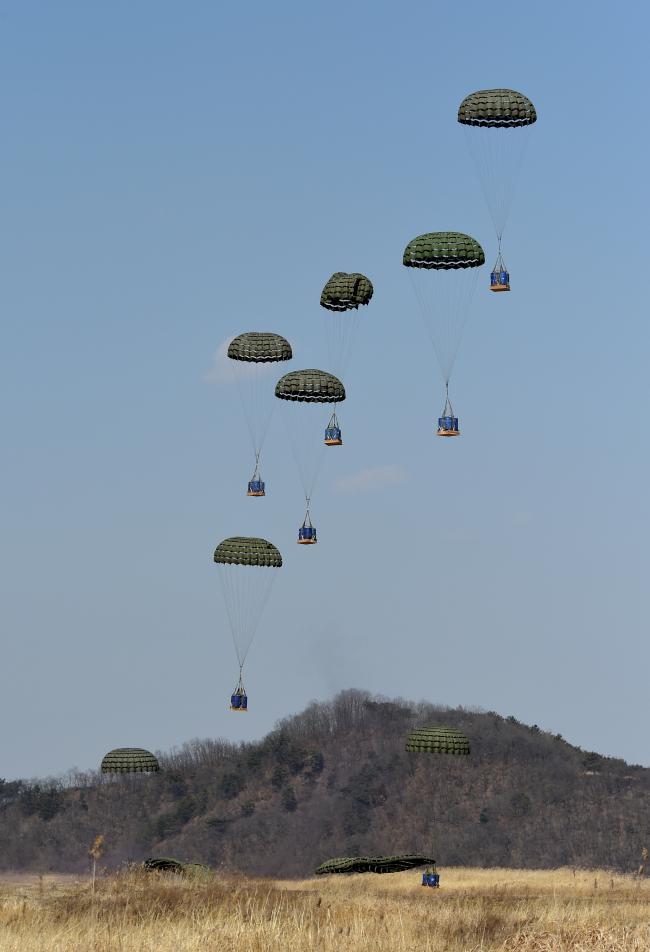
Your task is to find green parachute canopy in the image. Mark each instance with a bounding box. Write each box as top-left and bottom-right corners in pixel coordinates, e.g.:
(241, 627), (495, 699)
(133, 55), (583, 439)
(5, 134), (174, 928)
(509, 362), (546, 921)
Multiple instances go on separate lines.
(213, 537), (282, 568)
(320, 273), (374, 312)
(144, 858), (211, 877)
(403, 233), (485, 271)
(227, 332), (292, 363)
(315, 854), (435, 875)
(101, 748), (160, 774)
(275, 369), (346, 403)
(405, 727), (471, 755)
(458, 89), (537, 128)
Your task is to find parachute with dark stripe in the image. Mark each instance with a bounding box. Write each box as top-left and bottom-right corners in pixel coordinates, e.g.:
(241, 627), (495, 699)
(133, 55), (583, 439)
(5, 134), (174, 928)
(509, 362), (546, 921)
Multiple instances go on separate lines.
(458, 89), (537, 128)
(227, 332), (293, 495)
(214, 537), (282, 696)
(458, 88), (537, 273)
(275, 369), (345, 403)
(403, 231), (484, 408)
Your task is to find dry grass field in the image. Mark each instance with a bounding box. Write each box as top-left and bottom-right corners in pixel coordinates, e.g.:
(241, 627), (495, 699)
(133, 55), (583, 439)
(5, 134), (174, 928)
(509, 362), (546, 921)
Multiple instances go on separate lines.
(0, 866), (648, 951)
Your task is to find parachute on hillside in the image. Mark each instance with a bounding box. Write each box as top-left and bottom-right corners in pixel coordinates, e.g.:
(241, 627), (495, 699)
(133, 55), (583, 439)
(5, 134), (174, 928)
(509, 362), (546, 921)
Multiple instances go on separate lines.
(320, 272), (373, 391)
(214, 536), (282, 711)
(101, 748), (160, 774)
(227, 332), (292, 497)
(458, 89), (537, 291)
(275, 370), (346, 544)
(405, 726), (470, 886)
(403, 232), (484, 436)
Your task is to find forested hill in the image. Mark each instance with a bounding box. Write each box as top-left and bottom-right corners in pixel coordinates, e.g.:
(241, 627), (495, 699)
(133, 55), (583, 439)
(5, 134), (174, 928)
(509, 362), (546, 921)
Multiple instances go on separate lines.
(1, 690), (648, 876)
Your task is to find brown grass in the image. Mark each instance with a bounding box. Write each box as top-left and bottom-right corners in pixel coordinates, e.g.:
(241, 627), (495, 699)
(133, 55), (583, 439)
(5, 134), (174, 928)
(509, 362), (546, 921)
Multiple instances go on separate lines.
(0, 867), (647, 951)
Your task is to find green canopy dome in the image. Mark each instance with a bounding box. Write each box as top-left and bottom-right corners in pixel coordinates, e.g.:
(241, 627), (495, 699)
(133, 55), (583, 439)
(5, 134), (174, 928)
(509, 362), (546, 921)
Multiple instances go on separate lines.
(315, 854), (436, 875)
(227, 332), (292, 363)
(320, 272), (374, 312)
(275, 369), (346, 403)
(458, 89), (537, 128)
(101, 748), (160, 774)
(403, 232), (485, 270)
(405, 726), (471, 755)
(213, 537), (282, 568)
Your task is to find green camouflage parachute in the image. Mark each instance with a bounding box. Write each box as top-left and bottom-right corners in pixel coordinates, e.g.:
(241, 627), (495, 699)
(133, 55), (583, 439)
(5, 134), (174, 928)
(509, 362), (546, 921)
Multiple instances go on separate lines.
(101, 748), (160, 773)
(227, 332), (292, 363)
(213, 536), (282, 568)
(275, 369), (346, 403)
(405, 726), (471, 755)
(403, 233), (485, 271)
(320, 273), (374, 312)
(403, 232), (484, 406)
(144, 858), (212, 878)
(214, 537), (282, 693)
(227, 332), (293, 494)
(458, 89), (536, 276)
(458, 89), (537, 128)
(315, 854), (436, 875)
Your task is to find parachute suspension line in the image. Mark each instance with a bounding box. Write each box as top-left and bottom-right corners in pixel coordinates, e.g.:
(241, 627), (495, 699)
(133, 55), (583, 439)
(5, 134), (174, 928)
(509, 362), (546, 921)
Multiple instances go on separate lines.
(218, 565), (278, 670)
(443, 382), (453, 416)
(232, 362), (277, 487)
(235, 664), (245, 692)
(408, 266), (480, 384)
(250, 450), (261, 482)
(463, 124), (532, 242)
(282, 401), (327, 504)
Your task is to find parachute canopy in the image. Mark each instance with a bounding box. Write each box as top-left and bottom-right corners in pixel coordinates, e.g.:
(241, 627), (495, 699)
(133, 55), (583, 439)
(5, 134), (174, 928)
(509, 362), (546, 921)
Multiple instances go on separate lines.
(213, 536), (282, 568)
(403, 232), (485, 270)
(458, 88), (537, 128)
(275, 369), (346, 403)
(315, 854), (436, 875)
(227, 332), (292, 363)
(405, 727), (471, 755)
(101, 748), (160, 773)
(320, 273), (374, 312)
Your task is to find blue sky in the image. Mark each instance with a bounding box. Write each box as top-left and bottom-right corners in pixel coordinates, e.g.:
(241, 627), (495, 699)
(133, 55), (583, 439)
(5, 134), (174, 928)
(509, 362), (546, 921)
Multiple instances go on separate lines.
(1, 1), (649, 779)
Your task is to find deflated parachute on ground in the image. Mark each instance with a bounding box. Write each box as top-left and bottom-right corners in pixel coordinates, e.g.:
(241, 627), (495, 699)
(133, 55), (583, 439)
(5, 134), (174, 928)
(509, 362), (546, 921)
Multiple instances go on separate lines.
(315, 854), (436, 875)
(144, 858), (211, 877)
(101, 748), (160, 774)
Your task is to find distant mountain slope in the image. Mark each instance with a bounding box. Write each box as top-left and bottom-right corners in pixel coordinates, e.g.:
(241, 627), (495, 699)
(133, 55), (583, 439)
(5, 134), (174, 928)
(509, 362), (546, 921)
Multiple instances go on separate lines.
(0, 690), (648, 875)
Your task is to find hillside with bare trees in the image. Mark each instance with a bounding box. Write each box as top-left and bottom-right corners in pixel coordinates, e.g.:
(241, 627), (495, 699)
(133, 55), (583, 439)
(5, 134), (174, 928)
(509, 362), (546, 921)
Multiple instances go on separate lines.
(0, 691), (648, 876)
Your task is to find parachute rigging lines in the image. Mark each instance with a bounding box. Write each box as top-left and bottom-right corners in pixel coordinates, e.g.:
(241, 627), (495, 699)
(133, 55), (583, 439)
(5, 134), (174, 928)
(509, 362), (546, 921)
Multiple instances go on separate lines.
(458, 89), (537, 281)
(403, 233), (484, 432)
(213, 537), (282, 707)
(227, 333), (292, 495)
(275, 370), (346, 543)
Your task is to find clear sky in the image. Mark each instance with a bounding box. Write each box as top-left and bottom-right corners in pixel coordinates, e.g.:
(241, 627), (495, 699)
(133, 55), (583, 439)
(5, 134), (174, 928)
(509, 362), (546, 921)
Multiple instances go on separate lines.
(2, 1), (649, 780)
